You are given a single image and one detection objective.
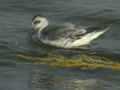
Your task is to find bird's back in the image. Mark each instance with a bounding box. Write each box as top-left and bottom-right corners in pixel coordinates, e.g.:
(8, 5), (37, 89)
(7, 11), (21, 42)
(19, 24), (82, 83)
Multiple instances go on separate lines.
(40, 24), (76, 40)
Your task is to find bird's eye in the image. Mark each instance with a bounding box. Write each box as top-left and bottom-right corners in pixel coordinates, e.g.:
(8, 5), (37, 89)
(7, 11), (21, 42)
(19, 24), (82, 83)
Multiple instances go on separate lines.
(33, 21), (41, 24)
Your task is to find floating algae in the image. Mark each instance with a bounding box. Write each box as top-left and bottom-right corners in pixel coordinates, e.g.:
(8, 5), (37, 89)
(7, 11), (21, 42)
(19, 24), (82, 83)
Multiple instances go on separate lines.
(14, 53), (120, 70)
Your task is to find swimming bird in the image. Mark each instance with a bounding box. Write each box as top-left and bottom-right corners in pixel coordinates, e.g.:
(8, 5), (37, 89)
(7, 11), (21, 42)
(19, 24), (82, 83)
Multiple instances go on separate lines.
(32, 15), (109, 48)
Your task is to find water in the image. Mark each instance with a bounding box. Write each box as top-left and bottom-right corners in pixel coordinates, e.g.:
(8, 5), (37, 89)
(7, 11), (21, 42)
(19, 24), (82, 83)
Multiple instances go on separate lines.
(0, 0), (120, 90)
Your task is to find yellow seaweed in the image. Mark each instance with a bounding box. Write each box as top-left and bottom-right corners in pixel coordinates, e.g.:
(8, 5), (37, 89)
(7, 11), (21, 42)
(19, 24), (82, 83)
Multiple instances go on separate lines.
(13, 53), (120, 71)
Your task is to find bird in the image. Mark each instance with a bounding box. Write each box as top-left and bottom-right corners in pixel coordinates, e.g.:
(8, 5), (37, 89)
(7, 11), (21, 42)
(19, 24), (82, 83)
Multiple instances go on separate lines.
(31, 15), (109, 48)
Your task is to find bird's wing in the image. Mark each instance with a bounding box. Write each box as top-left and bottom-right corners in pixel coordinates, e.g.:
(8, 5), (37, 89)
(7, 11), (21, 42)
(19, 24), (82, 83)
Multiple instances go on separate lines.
(41, 24), (87, 41)
(85, 24), (109, 32)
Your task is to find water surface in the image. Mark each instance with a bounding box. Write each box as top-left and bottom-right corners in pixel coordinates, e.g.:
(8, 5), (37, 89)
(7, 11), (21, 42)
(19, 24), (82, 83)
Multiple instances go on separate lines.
(0, 0), (120, 90)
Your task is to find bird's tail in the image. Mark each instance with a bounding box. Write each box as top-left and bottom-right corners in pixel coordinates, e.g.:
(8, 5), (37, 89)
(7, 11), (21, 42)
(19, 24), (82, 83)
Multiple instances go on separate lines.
(95, 19), (120, 30)
(102, 19), (120, 26)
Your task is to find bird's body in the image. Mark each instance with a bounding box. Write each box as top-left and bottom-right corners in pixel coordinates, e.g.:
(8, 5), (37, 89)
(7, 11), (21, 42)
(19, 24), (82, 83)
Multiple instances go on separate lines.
(32, 15), (109, 48)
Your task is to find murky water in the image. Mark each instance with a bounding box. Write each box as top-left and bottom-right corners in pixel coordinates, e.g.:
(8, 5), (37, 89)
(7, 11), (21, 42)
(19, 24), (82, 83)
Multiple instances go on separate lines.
(0, 0), (120, 90)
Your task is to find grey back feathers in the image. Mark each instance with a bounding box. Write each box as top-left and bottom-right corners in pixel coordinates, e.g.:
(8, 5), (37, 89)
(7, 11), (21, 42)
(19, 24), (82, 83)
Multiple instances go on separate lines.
(40, 24), (86, 40)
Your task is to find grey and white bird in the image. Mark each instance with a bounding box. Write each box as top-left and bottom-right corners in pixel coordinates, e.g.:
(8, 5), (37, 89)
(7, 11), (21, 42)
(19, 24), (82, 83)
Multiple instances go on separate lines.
(32, 15), (109, 48)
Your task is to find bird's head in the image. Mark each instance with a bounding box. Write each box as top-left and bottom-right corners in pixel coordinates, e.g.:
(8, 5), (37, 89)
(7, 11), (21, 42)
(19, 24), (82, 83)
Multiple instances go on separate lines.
(32, 15), (48, 32)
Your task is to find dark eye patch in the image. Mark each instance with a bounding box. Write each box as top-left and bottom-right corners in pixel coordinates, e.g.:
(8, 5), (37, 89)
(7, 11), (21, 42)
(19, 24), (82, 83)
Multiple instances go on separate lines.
(33, 21), (41, 24)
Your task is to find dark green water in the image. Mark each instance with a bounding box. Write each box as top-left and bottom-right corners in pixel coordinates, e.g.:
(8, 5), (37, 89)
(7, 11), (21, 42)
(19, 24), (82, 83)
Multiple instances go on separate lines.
(0, 0), (120, 90)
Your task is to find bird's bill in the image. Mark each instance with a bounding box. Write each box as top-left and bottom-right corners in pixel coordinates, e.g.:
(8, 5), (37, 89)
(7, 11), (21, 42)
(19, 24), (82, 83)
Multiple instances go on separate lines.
(32, 28), (36, 32)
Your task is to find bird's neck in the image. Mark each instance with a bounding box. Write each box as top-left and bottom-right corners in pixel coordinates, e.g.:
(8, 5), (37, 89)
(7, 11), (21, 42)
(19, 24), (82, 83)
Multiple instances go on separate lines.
(37, 24), (48, 38)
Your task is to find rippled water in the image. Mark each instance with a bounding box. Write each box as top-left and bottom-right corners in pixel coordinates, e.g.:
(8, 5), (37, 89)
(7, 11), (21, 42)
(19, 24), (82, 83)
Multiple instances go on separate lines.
(0, 0), (120, 90)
